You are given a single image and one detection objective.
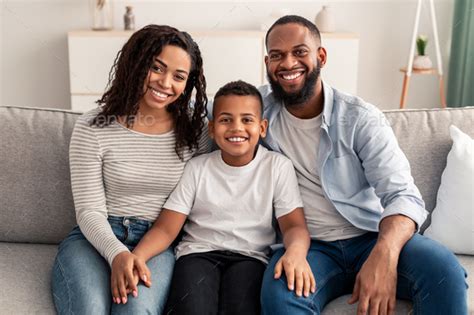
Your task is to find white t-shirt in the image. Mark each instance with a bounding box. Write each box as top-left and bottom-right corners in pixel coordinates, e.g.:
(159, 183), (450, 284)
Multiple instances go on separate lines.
(163, 145), (304, 263)
(273, 106), (365, 241)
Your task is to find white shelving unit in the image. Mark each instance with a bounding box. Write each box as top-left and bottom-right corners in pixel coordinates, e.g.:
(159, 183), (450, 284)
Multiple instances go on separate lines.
(68, 30), (359, 112)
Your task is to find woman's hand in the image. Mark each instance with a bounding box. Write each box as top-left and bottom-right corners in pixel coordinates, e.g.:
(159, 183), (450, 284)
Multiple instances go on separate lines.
(274, 247), (316, 298)
(111, 251), (152, 304)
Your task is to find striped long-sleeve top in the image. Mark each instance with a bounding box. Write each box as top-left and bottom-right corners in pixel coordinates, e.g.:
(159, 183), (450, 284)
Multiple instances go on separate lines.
(69, 108), (210, 266)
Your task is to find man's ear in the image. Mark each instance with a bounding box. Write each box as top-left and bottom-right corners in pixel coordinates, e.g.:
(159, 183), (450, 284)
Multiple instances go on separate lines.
(317, 47), (327, 68)
(208, 120), (215, 139)
(264, 55), (269, 69)
(260, 118), (269, 138)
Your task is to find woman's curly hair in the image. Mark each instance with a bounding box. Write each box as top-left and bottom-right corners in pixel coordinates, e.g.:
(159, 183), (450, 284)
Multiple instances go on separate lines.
(91, 24), (207, 160)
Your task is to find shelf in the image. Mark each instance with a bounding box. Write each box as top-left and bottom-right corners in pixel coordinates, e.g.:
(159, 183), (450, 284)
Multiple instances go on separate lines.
(399, 67), (438, 75)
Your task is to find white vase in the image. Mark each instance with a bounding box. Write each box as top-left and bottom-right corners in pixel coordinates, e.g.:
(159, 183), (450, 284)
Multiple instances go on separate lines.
(315, 6), (335, 33)
(90, 0), (114, 31)
(413, 55), (433, 70)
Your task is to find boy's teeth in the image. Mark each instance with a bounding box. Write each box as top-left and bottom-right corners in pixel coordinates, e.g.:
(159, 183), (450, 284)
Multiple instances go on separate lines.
(282, 72), (302, 80)
(228, 137), (246, 142)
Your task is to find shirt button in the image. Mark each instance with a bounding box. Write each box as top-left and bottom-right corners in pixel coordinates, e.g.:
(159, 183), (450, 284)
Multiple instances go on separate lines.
(124, 219), (130, 226)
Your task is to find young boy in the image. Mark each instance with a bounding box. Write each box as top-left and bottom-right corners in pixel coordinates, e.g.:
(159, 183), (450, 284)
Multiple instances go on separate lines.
(111, 81), (315, 314)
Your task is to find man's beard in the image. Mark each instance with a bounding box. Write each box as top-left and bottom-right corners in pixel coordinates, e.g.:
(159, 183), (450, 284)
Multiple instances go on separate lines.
(267, 61), (321, 107)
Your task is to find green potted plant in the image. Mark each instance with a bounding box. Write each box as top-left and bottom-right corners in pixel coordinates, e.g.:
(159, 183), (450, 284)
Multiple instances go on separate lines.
(413, 35), (433, 70)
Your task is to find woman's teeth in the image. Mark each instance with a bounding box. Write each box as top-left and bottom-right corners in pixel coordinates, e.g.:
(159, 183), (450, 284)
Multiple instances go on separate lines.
(151, 89), (169, 99)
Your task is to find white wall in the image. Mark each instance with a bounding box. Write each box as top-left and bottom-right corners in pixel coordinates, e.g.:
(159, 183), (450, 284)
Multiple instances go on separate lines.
(1, 0), (454, 110)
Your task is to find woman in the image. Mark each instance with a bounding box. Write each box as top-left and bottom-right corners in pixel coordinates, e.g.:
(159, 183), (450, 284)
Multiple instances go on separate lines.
(52, 25), (209, 314)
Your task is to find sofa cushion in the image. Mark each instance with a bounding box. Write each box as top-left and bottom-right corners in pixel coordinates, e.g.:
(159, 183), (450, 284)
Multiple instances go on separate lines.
(1, 242), (471, 315)
(0, 106), (80, 244)
(383, 107), (474, 231)
(322, 295), (412, 314)
(424, 125), (474, 254)
(0, 242), (58, 314)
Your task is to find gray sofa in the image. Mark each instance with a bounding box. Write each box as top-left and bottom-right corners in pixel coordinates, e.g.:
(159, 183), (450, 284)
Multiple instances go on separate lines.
(0, 105), (472, 314)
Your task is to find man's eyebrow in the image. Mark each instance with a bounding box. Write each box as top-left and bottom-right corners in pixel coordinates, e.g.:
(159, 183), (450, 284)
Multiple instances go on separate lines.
(293, 44), (310, 49)
(154, 58), (189, 75)
(268, 44), (309, 54)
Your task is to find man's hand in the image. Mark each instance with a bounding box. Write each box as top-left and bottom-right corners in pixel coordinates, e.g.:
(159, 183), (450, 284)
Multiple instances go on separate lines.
(348, 244), (397, 315)
(347, 215), (415, 315)
(274, 246), (316, 297)
(111, 252), (152, 304)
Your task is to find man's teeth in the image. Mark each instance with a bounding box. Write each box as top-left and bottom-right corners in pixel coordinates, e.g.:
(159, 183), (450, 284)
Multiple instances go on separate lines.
(281, 72), (303, 80)
(227, 137), (247, 142)
(151, 89), (169, 98)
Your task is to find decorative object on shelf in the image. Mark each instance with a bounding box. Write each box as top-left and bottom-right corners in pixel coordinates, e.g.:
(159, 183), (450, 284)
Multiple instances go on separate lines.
(315, 6), (335, 33)
(260, 9), (290, 31)
(90, 0), (114, 31)
(124, 6), (135, 31)
(413, 35), (433, 70)
(399, 0), (445, 109)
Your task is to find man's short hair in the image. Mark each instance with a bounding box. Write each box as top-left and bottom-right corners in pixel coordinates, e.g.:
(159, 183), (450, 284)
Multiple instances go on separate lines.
(265, 15), (321, 50)
(213, 80), (264, 117)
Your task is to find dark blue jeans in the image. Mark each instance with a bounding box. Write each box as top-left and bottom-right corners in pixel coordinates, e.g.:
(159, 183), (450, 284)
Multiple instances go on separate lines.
(261, 232), (468, 314)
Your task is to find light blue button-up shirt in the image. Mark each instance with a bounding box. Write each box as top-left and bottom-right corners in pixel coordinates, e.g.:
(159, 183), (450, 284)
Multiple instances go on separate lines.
(259, 82), (428, 232)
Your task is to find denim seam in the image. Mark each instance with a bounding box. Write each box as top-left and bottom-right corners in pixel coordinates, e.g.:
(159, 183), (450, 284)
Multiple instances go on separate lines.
(397, 271), (418, 314)
(338, 241), (350, 272)
(55, 255), (75, 315)
(300, 268), (344, 312)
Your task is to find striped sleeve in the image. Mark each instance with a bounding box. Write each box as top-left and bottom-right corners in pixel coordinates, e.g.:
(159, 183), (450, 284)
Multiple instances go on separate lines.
(69, 116), (129, 266)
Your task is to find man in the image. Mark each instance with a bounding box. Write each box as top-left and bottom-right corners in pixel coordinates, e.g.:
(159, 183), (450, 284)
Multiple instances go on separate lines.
(259, 15), (468, 315)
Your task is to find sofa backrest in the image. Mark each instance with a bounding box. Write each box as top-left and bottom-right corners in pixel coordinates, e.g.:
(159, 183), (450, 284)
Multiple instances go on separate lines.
(0, 106), (81, 244)
(384, 107), (473, 230)
(0, 105), (473, 244)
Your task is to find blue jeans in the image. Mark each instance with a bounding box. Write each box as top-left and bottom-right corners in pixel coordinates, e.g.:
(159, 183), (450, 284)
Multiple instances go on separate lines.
(52, 216), (175, 315)
(261, 232), (468, 315)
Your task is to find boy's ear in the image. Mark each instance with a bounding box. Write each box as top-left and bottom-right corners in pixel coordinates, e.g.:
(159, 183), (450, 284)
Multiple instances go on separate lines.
(260, 118), (269, 138)
(208, 120), (215, 139)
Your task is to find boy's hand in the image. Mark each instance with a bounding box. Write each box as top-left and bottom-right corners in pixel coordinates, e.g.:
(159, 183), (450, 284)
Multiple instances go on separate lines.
(111, 252), (152, 304)
(274, 248), (316, 297)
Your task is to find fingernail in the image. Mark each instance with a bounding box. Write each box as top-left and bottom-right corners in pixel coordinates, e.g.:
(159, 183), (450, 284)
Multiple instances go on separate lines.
(122, 297), (127, 304)
(143, 275), (147, 282)
(116, 298), (121, 304)
(289, 284), (294, 290)
(133, 290), (138, 297)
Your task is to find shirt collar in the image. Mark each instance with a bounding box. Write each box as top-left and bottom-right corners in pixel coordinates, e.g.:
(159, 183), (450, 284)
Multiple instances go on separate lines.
(321, 80), (334, 127)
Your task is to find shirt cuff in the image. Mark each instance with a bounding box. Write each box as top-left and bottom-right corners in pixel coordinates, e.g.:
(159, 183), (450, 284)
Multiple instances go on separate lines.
(380, 197), (428, 232)
(106, 243), (130, 267)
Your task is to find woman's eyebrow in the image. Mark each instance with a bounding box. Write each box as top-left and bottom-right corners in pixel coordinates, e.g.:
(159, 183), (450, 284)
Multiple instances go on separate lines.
(154, 58), (189, 75)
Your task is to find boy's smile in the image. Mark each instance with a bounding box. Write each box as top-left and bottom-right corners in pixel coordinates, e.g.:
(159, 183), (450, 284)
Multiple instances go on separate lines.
(209, 95), (268, 167)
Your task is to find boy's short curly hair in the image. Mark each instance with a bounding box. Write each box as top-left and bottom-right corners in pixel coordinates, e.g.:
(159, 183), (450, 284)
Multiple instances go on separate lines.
(213, 80), (263, 117)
